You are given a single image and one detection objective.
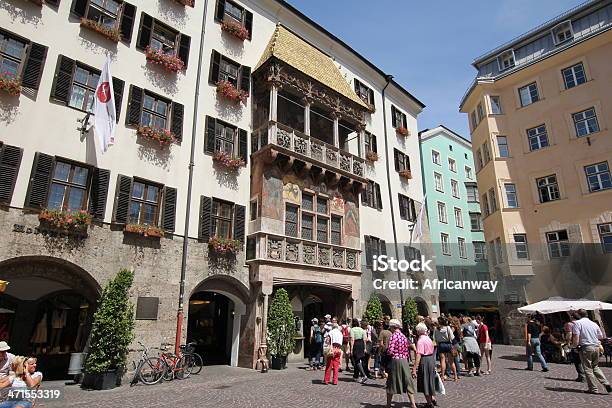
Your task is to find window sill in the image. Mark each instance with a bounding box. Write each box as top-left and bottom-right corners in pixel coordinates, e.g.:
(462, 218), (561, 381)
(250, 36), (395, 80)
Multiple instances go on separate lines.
(583, 187), (612, 197)
(571, 129), (606, 141)
(560, 78), (593, 93)
(495, 156), (512, 160)
(534, 197), (567, 209)
(516, 97), (545, 111)
(502, 207), (521, 212)
(488, 113), (504, 117)
(524, 145), (554, 155)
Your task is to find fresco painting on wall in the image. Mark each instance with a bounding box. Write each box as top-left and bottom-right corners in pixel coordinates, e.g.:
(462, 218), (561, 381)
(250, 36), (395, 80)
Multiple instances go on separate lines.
(331, 195), (344, 213)
(262, 168), (283, 219)
(344, 198), (359, 237)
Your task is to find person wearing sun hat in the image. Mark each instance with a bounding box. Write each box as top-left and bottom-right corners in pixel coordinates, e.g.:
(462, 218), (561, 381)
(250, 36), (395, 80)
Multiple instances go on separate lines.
(0, 342), (14, 377)
(385, 319), (417, 408)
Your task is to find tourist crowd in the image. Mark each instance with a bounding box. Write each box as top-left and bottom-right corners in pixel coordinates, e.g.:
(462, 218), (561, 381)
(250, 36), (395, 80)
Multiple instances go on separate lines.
(0, 341), (43, 408)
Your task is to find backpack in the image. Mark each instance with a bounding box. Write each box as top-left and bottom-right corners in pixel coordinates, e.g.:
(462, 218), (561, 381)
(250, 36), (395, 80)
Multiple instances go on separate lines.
(313, 325), (323, 344)
(341, 325), (350, 342)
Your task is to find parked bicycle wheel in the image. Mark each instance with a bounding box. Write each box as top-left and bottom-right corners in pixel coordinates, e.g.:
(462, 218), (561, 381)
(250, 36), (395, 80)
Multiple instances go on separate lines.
(175, 355), (193, 380)
(162, 358), (175, 381)
(185, 352), (203, 375)
(138, 357), (166, 385)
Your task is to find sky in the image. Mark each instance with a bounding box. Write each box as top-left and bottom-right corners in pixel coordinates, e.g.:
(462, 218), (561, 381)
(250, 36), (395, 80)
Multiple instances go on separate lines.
(285, 0), (587, 138)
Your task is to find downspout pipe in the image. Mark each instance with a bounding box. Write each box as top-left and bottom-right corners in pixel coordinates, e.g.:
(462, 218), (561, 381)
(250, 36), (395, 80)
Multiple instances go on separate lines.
(380, 75), (405, 310)
(175, 0), (209, 356)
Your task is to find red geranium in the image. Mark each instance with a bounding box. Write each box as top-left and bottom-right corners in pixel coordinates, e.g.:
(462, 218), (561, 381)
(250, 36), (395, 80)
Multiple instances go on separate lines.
(221, 20), (249, 41)
(216, 80), (248, 104)
(0, 71), (21, 97)
(137, 126), (177, 146)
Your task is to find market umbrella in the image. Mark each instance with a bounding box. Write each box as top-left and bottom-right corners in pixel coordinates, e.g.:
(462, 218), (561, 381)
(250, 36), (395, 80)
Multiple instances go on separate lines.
(517, 296), (612, 314)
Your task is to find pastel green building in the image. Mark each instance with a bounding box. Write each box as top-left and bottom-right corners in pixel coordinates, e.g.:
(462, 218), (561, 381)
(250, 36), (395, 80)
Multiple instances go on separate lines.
(419, 126), (496, 315)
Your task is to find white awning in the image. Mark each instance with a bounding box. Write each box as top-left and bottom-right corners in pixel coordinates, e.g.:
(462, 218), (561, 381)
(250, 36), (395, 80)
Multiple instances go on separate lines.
(518, 296), (612, 314)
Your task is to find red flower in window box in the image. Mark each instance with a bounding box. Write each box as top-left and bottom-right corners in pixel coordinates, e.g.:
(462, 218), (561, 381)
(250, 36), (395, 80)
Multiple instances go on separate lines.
(38, 209), (92, 235)
(80, 18), (121, 43)
(0, 72), (22, 97)
(216, 80), (248, 104)
(365, 151), (378, 162)
(221, 20), (249, 41)
(145, 46), (185, 73)
(399, 169), (412, 180)
(213, 151), (245, 170)
(396, 126), (409, 137)
(137, 126), (177, 146)
(124, 224), (165, 238)
(208, 236), (241, 254)
(174, 0), (195, 6)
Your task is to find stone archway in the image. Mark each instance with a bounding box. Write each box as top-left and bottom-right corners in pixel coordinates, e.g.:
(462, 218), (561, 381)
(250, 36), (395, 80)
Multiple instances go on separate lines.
(188, 276), (249, 367)
(414, 296), (429, 317)
(375, 294), (393, 317)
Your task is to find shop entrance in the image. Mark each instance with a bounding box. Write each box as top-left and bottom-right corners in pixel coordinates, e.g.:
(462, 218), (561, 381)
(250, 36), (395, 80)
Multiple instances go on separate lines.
(187, 292), (233, 366)
(0, 257), (99, 380)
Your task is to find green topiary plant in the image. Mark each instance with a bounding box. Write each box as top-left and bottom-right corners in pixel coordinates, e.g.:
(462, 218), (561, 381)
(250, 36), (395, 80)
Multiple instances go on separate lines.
(84, 269), (135, 375)
(402, 298), (419, 329)
(363, 295), (383, 324)
(266, 288), (296, 357)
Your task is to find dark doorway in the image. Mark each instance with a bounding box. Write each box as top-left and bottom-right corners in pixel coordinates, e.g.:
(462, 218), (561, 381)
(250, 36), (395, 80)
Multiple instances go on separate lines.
(187, 292), (233, 365)
(303, 300), (323, 358)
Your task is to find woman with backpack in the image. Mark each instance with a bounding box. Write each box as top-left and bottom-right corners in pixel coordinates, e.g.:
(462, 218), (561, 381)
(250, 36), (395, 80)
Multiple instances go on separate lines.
(434, 316), (458, 381)
(309, 318), (324, 370)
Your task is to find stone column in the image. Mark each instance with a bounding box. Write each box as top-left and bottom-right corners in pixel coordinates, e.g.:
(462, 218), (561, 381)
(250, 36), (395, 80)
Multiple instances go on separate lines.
(302, 97), (311, 136)
(332, 112), (340, 148)
(355, 122), (366, 158)
(269, 85), (278, 122)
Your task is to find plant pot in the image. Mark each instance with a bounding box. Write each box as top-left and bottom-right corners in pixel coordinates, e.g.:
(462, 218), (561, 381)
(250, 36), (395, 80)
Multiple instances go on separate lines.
(68, 353), (87, 376)
(270, 355), (287, 370)
(81, 371), (117, 390)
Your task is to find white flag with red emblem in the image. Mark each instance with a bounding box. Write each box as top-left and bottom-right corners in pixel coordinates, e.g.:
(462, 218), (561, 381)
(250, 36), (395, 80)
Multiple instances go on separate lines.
(94, 55), (116, 153)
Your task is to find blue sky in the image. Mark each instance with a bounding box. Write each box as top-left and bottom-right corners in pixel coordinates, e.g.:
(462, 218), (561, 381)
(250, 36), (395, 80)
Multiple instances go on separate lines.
(286, 0), (586, 137)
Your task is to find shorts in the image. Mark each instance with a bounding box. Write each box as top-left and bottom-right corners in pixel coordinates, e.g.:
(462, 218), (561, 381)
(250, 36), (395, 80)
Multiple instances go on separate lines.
(437, 342), (452, 354)
(480, 342), (492, 351)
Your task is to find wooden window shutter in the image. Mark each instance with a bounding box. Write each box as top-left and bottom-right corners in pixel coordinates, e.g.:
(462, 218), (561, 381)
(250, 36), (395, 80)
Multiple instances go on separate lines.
(380, 239), (387, 256)
(50, 55), (75, 104)
(214, 0), (226, 21)
(204, 116), (216, 153)
(406, 155), (411, 171)
(410, 199), (416, 221)
(244, 10), (253, 39)
(209, 50), (221, 84)
(162, 186), (177, 233)
(0, 144), (23, 206)
(71, 0), (88, 17)
(136, 13), (154, 50)
(126, 85), (143, 126)
(360, 187), (367, 208)
(394, 149), (400, 172)
(391, 105), (397, 128)
(25, 152), (54, 209)
(402, 113), (407, 129)
(375, 183), (382, 210)
(120, 2), (137, 42)
(238, 128), (248, 164)
(398, 194), (406, 219)
(354, 78), (360, 94)
(239, 65), (251, 94)
(368, 88), (375, 107)
(198, 196), (212, 241)
(22, 42), (47, 90)
(372, 134), (377, 153)
(171, 102), (184, 142)
(233, 204), (246, 244)
(88, 167), (110, 222)
(178, 34), (191, 68)
(112, 174), (132, 224)
(112, 77), (124, 122)
(364, 235), (372, 266)
(45, 0), (61, 6)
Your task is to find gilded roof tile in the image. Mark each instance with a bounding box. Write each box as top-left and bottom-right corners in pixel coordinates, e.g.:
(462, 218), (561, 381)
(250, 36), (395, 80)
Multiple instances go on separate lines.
(255, 24), (369, 109)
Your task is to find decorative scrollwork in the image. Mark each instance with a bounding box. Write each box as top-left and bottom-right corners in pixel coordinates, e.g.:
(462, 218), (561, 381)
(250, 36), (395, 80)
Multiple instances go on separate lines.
(318, 247), (331, 266)
(277, 129), (291, 148)
(339, 154), (351, 172)
(294, 136), (308, 155)
(311, 143), (323, 161)
(326, 149), (337, 165)
(333, 248), (344, 268)
(286, 241), (299, 262)
(303, 244), (316, 265)
(346, 251), (357, 270)
(353, 161), (364, 177)
(267, 239), (283, 260)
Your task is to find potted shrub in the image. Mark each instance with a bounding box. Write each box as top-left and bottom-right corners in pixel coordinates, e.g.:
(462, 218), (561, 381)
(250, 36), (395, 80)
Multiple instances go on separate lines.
(363, 295), (384, 323)
(38, 209), (92, 236)
(145, 46), (184, 73)
(267, 288), (296, 370)
(216, 80), (248, 104)
(396, 126), (409, 137)
(80, 19), (121, 43)
(0, 72), (21, 97)
(82, 269), (135, 390)
(221, 20), (249, 41)
(124, 224), (164, 238)
(208, 236), (242, 254)
(399, 169), (412, 180)
(212, 151), (245, 170)
(136, 126), (176, 146)
(365, 150), (378, 162)
(402, 298), (419, 331)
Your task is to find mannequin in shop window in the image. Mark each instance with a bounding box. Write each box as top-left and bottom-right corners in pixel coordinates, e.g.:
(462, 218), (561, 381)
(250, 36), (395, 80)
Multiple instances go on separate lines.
(50, 306), (68, 353)
(74, 305), (89, 352)
(30, 313), (48, 355)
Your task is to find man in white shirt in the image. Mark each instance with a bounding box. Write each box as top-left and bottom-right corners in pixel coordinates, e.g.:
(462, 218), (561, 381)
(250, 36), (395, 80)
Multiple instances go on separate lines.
(0, 342), (14, 377)
(323, 323), (344, 385)
(571, 309), (611, 394)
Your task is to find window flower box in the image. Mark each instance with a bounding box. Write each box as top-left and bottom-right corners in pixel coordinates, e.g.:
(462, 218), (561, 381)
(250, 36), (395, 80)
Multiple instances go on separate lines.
(216, 80), (248, 104)
(399, 169), (412, 180)
(365, 151), (378, 162)
(173, 0), (194, 6)
(124, 224), (164, 238)
(396, 126), (409, 137)
(221, 20), (249, 41)
(0, 72), (22, 97)
(80, 18), (121, 43)
(208, 237), (241, 255)
(213, 151), (245, 170)
(145, 46), (185, 73)
(137, 126), (177, 146)
(38, 209), (92, 236)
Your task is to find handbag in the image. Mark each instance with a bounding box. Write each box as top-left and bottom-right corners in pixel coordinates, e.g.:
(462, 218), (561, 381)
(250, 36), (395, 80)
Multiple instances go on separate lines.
(434, 371), (446, 395)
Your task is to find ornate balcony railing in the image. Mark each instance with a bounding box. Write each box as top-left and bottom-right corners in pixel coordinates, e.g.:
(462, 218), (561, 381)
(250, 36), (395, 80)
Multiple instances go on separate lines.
(247, 233), (361, 272)
(252, 121), (365, 180)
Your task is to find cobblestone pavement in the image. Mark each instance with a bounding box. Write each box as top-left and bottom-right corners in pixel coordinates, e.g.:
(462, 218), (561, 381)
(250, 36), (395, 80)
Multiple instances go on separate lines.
(39, 345), (611, 408)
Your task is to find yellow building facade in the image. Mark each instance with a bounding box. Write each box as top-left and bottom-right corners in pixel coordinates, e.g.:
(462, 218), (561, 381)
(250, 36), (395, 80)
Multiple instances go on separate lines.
(460, 0), (612, 343)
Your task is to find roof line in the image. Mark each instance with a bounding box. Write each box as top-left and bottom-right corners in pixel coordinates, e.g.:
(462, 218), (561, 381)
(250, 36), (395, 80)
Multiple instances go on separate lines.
(419, 125), (472, 147)
(273, 0), (426, 109)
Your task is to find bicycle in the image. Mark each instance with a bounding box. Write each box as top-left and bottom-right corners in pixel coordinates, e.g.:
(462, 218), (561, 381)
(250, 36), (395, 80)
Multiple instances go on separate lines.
(159, 343), (193, 380)
(181, 342), (204, 375)
(130, 341), (166, 386)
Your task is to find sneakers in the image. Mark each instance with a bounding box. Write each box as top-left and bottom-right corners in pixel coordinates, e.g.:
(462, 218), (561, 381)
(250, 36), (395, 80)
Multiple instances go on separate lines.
(542, 368), (549, 372)
(360, 377), (368, 384)
(575, 377), (584, 382)
(605, 384), (612, 393)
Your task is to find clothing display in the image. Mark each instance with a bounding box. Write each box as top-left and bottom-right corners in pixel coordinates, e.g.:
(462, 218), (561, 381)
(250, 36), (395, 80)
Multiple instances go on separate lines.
(31, 313), (48, 344)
